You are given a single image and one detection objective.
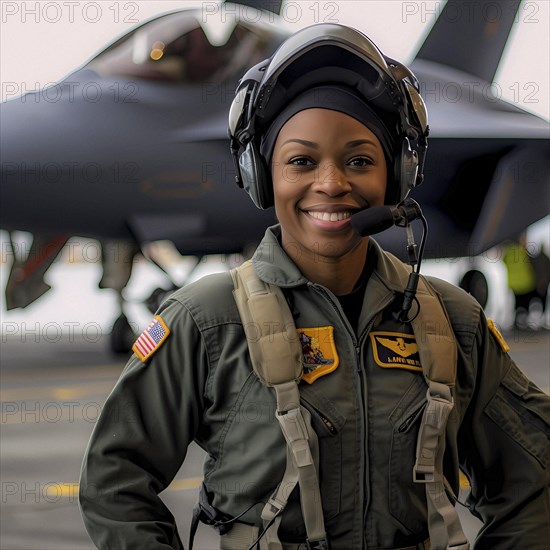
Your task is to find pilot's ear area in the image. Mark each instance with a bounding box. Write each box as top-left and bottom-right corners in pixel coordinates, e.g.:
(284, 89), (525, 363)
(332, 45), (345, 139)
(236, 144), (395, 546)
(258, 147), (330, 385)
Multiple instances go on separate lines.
(391, 137), (419, 204)
(238, 140), (274, 209)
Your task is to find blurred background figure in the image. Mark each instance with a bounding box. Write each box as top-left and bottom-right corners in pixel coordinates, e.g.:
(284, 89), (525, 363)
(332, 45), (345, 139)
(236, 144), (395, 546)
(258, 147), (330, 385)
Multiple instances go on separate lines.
(502, 234), (538, 329)
(531, 243), (550, 329)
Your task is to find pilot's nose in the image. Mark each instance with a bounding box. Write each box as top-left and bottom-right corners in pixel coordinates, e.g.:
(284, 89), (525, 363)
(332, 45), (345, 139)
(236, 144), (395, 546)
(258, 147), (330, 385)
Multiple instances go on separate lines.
(312, 162), (351, 196)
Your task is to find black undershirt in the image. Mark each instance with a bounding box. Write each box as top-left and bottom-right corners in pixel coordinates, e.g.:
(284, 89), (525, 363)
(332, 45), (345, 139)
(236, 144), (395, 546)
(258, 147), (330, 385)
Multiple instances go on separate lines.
(336, 252), (376, 334)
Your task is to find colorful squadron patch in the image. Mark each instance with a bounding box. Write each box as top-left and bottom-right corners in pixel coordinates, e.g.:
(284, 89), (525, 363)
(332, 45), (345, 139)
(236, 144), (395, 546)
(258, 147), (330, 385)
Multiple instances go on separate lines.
(370, 331), (422, 373)
(132, 315), (170, 363)
(298, 326), (339, 384)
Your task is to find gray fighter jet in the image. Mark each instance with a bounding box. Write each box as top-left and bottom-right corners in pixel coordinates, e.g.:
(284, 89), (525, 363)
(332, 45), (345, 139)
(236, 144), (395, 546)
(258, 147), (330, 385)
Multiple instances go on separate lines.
(1, 0), (548, 351)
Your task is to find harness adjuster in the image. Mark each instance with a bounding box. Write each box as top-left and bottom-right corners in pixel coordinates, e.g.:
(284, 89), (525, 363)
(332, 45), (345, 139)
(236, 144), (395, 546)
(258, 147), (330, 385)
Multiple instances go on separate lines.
(306, 537), (331, 550)
(412, 464), (435, 483)
(276, 406), (307, 441)
(263, 494), (285, 520)
(276, 407), (314, 468)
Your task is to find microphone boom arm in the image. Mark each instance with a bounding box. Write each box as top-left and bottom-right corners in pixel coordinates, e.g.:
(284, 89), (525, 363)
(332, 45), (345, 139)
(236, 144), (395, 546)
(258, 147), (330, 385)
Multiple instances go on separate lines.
(351, 198), (428, 322)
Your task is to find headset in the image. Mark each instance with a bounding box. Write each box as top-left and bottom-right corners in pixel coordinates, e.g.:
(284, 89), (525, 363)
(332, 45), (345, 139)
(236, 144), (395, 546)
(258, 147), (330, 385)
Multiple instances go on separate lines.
(228, 23), (429, 210)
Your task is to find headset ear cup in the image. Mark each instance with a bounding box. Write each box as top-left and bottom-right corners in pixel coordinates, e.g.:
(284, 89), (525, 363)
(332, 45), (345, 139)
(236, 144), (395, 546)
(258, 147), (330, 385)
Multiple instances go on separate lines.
(393, 137), (419, 203)
(238, 141), (273, 209)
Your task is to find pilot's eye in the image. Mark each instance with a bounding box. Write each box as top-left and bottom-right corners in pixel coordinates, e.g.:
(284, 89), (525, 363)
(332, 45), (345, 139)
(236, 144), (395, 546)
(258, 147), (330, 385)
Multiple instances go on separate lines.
(348, 157), (374, 167)
(288, 157), (314, 166)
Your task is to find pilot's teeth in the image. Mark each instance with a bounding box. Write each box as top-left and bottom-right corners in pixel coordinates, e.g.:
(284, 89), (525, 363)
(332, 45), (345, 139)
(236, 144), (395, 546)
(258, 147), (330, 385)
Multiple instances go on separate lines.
(309, 211), (351, 221)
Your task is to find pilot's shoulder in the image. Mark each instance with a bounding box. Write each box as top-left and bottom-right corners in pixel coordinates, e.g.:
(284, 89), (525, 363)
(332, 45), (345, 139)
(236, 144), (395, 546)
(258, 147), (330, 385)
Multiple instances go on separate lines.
(167, 271), (240, 330)
(424, 275), (481, 334)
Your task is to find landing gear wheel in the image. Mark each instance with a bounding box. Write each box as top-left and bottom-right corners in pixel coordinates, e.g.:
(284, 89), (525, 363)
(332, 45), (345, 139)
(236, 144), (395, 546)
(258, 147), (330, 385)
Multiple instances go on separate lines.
(459, 270), (489, 309)
(110, 313), (135, 354)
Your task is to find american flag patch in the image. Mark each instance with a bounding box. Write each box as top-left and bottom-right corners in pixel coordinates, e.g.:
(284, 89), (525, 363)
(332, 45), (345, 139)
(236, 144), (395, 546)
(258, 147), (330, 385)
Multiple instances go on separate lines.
(132, 316), (170, 363)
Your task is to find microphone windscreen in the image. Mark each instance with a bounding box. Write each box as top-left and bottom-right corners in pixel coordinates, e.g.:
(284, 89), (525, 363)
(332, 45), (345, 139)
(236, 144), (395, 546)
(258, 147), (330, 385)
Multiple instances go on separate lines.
(351, 206), (395, 236)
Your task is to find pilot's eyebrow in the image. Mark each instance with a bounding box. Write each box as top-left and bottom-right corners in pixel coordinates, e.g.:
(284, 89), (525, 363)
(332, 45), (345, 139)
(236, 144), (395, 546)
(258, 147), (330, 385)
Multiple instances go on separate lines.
(280, 139), (319, 149)
(345, 139), (378, 148)
(280, 138), (378, 149)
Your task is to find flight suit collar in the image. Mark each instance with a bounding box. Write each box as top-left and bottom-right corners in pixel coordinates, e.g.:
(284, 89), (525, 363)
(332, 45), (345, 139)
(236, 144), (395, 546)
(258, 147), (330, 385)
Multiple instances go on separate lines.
(252, 225), (309, 288)
(358, 238), (407, 336)
(252, 224), (410, 295)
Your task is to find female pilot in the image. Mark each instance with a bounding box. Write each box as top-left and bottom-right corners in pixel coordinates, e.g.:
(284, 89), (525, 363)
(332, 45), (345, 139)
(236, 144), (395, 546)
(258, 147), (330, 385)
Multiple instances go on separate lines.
(79, 24), (550, 550)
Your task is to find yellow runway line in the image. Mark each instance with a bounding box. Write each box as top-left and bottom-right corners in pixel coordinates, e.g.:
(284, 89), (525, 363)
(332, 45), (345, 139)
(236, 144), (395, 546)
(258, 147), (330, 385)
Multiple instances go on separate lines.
(459, 471), (471, 489)
(0, 381), (116, 402)
(39, 476), (204, 499)
(167, 476), (204, 491)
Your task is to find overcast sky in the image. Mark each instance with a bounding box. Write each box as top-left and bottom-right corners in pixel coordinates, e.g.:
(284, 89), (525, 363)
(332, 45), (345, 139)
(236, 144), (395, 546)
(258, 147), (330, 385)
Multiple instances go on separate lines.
(1, 0), (549, 119)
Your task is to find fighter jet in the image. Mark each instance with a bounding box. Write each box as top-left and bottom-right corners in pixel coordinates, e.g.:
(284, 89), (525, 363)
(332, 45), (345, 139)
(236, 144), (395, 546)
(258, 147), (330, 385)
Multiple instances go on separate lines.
(1, 0), (548, 352)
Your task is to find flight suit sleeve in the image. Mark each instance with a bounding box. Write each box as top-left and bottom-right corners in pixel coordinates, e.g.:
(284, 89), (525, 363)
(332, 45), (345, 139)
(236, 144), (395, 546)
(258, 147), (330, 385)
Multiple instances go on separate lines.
(79, 297), (208, 550)
(458, 314), (550, 549)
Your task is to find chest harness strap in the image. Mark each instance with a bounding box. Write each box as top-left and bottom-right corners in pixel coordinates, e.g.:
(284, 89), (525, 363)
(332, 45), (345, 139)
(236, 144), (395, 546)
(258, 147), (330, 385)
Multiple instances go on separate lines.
(231, 260), (328, 550)
(231, 258), (469, 550)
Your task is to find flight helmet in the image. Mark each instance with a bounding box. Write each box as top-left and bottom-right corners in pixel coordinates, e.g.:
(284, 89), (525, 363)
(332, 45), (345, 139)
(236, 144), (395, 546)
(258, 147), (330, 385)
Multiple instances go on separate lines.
(228, 23), (429, 209)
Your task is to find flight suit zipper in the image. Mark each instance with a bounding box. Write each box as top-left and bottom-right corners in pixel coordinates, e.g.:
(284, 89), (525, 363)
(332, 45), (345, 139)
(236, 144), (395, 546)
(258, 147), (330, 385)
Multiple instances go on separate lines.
(320, 414), (337, 435)
(309, 282), (395, 548)
(357, 294), (395, 549)
(356, 323), (373, 547)
(398, 400), (427, 433)
(309, 283), (364, 547)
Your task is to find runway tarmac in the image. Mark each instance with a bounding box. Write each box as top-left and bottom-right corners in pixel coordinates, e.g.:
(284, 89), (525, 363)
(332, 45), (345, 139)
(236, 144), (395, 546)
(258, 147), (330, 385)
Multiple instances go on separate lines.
(1, 328), (548, 549)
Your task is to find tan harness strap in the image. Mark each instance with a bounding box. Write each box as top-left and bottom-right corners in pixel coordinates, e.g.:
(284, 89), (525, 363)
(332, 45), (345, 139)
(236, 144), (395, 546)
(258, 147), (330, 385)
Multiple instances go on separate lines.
(411, 275), (457, 386)
(232, 256), (468, 550)
(385, 254), (469, 550)
(231, 260), (302, 385)
(231, 261), (327, 548)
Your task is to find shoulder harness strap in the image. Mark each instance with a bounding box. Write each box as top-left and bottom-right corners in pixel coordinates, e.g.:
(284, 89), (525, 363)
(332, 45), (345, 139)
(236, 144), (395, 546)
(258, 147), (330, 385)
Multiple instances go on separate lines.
(231, 260), (329, 550)
(232, 256), (468, 550)
(384, 253), (469, 550)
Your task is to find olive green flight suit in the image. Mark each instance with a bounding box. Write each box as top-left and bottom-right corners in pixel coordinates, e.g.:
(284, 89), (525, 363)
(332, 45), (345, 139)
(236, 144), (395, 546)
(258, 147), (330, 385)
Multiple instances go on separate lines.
(79, 225), (550, 549)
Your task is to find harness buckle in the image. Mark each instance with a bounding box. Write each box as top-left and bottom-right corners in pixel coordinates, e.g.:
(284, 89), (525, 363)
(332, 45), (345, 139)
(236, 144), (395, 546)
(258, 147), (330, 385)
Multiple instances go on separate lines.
(195, 482), (233, 535)
(306, 538), (330, 550)
(413, 464), (435, 483)
(263, 494), (285, 520)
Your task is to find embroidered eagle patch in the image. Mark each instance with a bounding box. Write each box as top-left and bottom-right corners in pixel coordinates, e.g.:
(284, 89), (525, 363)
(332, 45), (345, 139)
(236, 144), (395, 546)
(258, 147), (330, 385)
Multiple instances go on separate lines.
(297, 326), (339, 384)
(370, 331), (422, 372)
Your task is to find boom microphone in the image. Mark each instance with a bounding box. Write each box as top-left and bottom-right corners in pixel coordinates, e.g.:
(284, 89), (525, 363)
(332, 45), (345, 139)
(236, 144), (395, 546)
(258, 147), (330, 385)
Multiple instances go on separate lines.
(351, 201), (423, 236)
(351, 199), (428, 322)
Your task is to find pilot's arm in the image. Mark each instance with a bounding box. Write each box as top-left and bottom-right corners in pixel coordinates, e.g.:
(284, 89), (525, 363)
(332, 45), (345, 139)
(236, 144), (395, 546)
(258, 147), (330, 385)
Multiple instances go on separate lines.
(458, 315), (550, 548)
(79, 298), (207, 550)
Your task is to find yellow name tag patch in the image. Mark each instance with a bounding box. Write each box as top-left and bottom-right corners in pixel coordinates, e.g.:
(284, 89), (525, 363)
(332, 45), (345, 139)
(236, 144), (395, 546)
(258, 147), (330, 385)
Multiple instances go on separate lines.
(370, 331), (422, 372)
(298, 326), (339, 384)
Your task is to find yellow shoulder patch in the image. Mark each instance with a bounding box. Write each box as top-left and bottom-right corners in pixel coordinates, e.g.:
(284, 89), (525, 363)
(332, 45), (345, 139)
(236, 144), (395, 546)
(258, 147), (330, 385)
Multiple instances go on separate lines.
(370, 331), (422, 373)
(487, 318), (510, 353)
(132, 315), (171, 363)
(298, 326), (339, 384)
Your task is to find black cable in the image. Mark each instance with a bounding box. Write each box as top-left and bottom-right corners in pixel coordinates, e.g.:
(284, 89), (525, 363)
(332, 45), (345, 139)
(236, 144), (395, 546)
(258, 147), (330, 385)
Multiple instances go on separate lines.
(397, 202), (428, 322)
(246, 509), (282, 550)
(415, 212), (428, 274)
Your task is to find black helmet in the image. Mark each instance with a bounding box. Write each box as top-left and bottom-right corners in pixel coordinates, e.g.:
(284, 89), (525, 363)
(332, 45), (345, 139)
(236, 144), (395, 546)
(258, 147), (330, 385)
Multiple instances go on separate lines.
(228, 23), (429, 209)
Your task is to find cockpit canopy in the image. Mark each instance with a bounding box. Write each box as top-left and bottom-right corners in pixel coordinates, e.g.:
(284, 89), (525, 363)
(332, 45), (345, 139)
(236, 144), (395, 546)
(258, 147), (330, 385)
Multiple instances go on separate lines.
(86, 8), (286, 83)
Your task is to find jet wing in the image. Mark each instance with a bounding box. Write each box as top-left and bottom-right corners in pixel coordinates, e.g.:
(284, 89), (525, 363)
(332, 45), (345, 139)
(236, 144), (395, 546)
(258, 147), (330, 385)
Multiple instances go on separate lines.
(171, 117), (229, 142)
(469, 146), (550, 254)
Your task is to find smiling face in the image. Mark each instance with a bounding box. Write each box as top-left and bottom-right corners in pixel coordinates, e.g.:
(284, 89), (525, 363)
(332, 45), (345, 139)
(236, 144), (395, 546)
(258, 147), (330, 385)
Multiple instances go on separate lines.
(271, 108), (387, 264)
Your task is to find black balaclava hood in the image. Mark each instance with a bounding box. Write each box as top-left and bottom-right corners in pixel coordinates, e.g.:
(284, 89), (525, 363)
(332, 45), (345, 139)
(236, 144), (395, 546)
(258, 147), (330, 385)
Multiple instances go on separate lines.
(259, 84), (395, 168)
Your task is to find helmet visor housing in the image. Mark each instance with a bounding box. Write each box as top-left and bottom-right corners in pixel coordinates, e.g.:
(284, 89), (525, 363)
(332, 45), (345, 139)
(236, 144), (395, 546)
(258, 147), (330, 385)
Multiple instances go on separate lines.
(229, 23), (428, 208)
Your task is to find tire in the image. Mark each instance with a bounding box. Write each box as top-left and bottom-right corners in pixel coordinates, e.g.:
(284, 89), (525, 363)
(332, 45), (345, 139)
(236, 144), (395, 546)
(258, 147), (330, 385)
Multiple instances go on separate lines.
(110, 313), (135, 354)
(459, 269), (489, 309)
